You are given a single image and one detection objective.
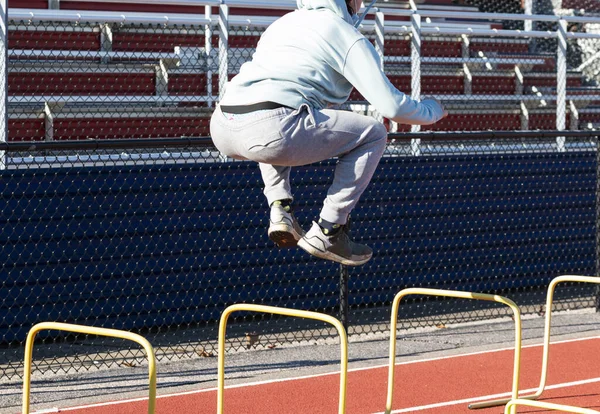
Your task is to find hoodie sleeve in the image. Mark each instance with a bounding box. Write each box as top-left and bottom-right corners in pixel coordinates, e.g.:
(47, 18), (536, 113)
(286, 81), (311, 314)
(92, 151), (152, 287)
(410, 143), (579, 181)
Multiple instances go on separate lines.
(342, 38), (445, 125)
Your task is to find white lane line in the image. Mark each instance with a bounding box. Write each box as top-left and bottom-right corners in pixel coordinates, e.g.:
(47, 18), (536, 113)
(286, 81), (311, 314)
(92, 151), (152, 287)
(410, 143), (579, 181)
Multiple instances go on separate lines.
(374, 376), (600, 413)
(54, 335), (600, 412)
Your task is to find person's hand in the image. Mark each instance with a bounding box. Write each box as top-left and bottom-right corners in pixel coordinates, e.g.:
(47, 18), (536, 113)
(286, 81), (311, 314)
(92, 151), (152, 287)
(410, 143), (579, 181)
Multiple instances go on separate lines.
(432, 97), (448, 119)
(422, 97), (448, 121)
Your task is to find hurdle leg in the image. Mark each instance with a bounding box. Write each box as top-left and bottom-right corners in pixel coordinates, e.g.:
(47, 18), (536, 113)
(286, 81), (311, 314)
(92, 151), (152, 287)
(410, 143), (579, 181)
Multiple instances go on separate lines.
(217, 304), (348, 414)
(470, 275), (600, 409)
(505, 398), (600, 414)
(385, 288), (522, 414)
(22, 322), (157, 414)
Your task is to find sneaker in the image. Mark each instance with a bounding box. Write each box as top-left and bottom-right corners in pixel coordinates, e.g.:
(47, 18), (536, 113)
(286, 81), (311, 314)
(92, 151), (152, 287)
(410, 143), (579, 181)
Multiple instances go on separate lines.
(297, 221), (373, 266)
(268, 203), (305, 248)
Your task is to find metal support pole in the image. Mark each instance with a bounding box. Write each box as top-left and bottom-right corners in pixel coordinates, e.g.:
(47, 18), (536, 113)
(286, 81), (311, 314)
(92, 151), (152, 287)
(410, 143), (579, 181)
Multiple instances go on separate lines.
(155, 59), (169, 98)
(556, 19), (567, 152)
(462, 35), (472, 95)
(515, 65), (529, 130)
(0, 0), (7, 169)
(374, 10), (384, 65)
(375, 11), (385, 125)
(523, 0), (538, 53)
(596, 137), (600, 312)
(520, 102), (530, 131)
(205, 5), (214, 107)
(523, 0), (533, 32)
(410, 13), (422, 154)
(100, 23), (113, 64)
(339, 265), (349, 331)
(218, 3), (229, 102)
(569, 100), (579, 130)
(43, 103), (54, 141)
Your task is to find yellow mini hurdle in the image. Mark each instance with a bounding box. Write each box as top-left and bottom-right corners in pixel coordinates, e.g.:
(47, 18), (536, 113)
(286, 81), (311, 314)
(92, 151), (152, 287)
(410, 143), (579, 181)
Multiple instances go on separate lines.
(385, 288), (522, 414)
(217, 304), (348, 414)
(505, 398), (600, 413)
(22, 322), (157, 414)
(470, 275), (600, 409)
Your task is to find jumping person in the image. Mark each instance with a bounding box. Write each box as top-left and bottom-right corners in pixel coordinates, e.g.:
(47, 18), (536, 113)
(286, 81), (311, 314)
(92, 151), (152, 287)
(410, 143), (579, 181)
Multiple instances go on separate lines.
(210, 0), (447, 266)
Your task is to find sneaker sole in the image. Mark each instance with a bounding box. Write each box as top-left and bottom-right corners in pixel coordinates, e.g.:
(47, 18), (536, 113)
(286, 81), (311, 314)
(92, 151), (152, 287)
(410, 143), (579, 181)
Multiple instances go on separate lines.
(268, 224), (303, 248)
(297, 237), (372, 266)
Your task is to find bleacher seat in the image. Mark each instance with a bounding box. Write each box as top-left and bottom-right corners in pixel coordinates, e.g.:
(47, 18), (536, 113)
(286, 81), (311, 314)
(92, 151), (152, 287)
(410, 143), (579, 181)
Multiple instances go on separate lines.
(561, 0), (600, 13)
(5, 0), (600, 139)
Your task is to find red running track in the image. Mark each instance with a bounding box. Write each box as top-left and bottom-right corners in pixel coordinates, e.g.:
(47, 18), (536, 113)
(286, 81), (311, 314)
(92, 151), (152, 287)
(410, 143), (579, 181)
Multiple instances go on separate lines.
(57, 336), (600, 413)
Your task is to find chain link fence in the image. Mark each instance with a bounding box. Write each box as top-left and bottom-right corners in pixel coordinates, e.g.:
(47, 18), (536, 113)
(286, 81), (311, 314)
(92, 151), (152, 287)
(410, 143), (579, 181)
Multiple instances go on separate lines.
(9, 19), (215, 141)
(0, 133), (597, 381)
(566, 20), (600, 131)
(1, 2), (600, 381)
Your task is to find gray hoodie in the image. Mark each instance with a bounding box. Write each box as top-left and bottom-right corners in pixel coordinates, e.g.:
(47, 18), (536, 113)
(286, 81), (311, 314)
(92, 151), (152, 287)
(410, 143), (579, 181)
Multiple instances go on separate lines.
(219, 0), (445, 125)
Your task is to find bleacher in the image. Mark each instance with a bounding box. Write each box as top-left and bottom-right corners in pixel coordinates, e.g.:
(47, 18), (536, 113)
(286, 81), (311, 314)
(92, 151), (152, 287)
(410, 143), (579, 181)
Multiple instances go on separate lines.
(5, 0), (600, 141)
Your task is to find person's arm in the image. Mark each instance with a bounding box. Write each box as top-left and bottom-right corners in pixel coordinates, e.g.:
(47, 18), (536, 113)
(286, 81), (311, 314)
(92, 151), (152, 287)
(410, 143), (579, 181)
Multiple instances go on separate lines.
(342, 38), (447, 125)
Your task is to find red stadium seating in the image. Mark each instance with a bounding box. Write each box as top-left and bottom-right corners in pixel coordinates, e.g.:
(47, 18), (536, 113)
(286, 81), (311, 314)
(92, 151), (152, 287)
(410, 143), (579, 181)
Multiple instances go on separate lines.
(6, 0), (600, 140)
(561, 0), (600, 12)
(9, 0), (47, 8)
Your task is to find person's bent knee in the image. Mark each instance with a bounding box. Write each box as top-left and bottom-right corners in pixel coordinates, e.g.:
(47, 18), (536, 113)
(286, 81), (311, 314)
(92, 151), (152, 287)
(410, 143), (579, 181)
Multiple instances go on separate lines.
(365, 121), (388, 150)
(372, 122), (389, 142)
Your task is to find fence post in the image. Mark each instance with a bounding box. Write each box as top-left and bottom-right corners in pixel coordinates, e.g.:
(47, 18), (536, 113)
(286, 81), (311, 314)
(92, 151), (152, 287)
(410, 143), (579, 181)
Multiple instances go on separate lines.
(339, 265), (349, 331)
(556, 18), (567, 152)
(43, 103), (54, 141)
(375, 10), (387, 126)
(205, 5), (214, 107)
(218, 3), (229, 102)
(410, 12), (422, 155)
(523, 0), (533, 32)
(462, 35), (472, 95)
(523, 0), (538, 53)
(0, 0), (7, 169)
(100, 23), (112, 64)
(596, 136), (600, 312)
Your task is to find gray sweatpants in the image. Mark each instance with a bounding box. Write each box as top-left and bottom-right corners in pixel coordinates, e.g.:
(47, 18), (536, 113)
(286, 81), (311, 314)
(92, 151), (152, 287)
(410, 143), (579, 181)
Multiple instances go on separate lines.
(209, 104), (388, 224)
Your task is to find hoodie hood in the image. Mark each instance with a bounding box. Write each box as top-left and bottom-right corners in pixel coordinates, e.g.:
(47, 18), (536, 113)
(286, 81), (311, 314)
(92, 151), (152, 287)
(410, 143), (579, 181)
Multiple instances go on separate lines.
(296, 0), (354, 25)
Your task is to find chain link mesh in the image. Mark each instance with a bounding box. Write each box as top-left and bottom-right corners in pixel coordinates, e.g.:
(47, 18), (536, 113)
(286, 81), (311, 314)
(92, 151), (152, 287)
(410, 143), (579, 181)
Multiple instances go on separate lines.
(1, 1), (600, 382)
(9, 20), (214, 141)
(0, 135), (596, 380)
(566, 21), (600, 131)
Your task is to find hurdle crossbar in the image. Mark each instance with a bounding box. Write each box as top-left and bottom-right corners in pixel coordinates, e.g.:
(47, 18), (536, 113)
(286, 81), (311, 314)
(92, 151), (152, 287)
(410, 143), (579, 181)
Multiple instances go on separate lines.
(217, 304), (348, 414)
(22, 322), (157, 414)
(504, 398), (600, 413)
(385, 288), (522, 414)
(470, 275), (600, 409)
